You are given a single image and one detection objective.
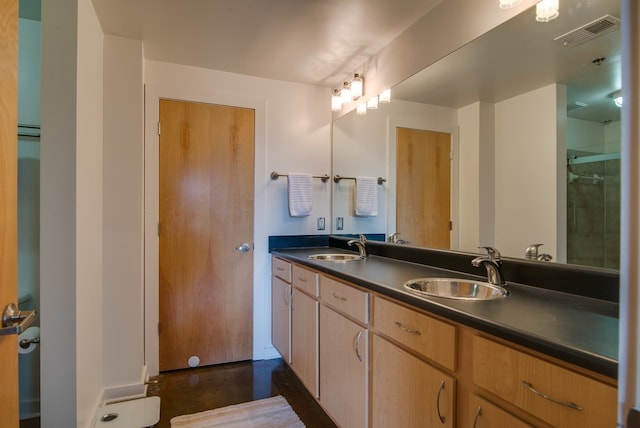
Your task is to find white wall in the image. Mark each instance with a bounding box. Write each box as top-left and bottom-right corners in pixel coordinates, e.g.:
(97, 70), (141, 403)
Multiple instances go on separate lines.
(494, 84), (567, 261)
(41, 0), (105, 426)
(568, 117), (621, 154)
(458, 102), (495, 253)
(102, 35), (145, 400)
(142, 60), (331, 375)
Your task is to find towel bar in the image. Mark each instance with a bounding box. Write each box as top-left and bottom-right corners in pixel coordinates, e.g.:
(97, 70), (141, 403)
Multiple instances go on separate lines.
(270, 171), (330, 182)
(333, 175), (386, 185)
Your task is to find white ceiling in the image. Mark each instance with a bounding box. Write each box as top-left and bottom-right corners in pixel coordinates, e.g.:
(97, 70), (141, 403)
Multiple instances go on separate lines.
(91, 0), (442, 88)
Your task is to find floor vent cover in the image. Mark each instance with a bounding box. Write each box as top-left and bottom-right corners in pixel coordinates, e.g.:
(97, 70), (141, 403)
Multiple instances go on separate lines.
(554, 15), (621, 47)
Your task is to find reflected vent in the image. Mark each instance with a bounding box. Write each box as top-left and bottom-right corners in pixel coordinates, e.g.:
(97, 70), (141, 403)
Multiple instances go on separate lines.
(554, 15), (621, 47)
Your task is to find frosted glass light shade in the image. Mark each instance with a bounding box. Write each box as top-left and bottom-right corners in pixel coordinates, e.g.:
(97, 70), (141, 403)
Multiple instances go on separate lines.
(356, 102), (367, 115)
(536, 0), (559, 22)
(340, 82), (352, 103)
(331, 89), (342, 111)
(351, 74), (363, 99)
(379, 89), (391, 103)
(367, 96), (379, 109)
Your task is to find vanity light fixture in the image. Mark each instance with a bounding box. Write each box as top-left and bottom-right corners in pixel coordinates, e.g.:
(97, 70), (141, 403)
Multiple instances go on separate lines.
(499, 0), (521, 8)
(351, 74), (364, 100)
(536, 0), (559, 22)
(356, 102), (367, 115)
(379, 88), (391, 103)
(367, 96), (379, 110)
(340, 82), (352, 104)
(331, 89), (342, 112)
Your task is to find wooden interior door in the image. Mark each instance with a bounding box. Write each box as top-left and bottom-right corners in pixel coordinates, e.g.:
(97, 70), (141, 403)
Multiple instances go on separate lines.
(396, 127), (451, 248)
(0, 0), (19, 423)
(159, 99), (255, 371)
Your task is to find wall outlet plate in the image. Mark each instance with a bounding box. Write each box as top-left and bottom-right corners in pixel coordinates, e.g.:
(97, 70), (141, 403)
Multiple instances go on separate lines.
(336, 217), (344, 230)
(317, 217), (325, 231)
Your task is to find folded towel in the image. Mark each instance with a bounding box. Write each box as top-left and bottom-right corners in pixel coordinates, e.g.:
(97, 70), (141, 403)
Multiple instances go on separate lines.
(287, 173), (313, 217)
(355, 176), (378, 217)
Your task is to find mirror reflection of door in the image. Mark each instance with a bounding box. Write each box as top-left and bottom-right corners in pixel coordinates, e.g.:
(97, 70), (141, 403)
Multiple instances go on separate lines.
(396, 127), (451, 249)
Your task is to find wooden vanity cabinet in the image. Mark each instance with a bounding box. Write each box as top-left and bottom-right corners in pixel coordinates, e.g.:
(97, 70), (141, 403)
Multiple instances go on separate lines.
(319, 275), (369, 428)
(468, 395), (533, 428)
(290, 265), (319, 397)
(371, 296), (456, 428)
(271, 257), (291, 363)
(472, 335), (617, 427)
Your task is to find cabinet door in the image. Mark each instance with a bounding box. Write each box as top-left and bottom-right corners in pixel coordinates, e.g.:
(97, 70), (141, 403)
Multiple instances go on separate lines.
(271, 276), (290, 363)
(291, 289), (318, 397)
(320, 305), (368, 428)
(469, 395), (533, 428)
(371, 334), (455, 428)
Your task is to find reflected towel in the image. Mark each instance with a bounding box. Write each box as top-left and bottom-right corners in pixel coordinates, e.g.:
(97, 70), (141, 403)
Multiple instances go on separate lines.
(287, 173), (313, 217)
(355, 176), (378, 217)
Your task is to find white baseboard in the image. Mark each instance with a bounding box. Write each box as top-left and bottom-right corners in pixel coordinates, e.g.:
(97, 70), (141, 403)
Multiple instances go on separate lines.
(102, 365), (149, 404)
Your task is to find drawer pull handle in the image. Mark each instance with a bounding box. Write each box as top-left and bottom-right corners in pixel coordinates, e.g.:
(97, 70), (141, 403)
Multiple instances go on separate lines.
(297, 277), (308, 282)
(332, 292), (347, 301)
(472, 405), (482, 428)
(522, 381), (583, 411)
(276, 267), (285, 271)
(395, 321), (421, 335)
(354, 331), (364, 362)
(436, 380), (446, 423)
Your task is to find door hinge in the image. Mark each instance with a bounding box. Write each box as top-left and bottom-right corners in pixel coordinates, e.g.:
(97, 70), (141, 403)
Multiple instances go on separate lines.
(157, 121), (161, 136)
(158, 323), (161, 335)
(450, 221), (453, 230)
(450, 151), (453, 160)
(157, 223), (161, 236)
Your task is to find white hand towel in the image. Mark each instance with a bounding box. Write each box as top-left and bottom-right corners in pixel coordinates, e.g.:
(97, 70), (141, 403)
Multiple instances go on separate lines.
(355, 176), (378, 217)
(287, 173), (313, 217)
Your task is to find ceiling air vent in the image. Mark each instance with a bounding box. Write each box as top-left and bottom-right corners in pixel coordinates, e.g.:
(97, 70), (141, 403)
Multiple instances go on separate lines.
(554, 15), (621, 47)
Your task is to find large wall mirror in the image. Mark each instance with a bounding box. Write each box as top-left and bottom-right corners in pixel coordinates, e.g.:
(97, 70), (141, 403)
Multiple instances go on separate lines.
(332, 0), (621, 270)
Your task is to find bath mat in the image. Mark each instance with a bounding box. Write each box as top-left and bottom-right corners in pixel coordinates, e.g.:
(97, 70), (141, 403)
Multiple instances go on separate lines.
(170, 395), (305, 428)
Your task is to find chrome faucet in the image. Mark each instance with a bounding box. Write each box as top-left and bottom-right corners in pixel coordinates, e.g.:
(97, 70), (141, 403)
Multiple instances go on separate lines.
(525, 243), (553, 261)
(348, 234), (368, 258)
(387, 232), (410, 245)
(471, 246), (506, 286)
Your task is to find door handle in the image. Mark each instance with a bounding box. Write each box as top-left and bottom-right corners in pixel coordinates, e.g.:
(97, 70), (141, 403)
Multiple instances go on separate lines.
(235, 243), (251, 252)
(0, 303), (37, 336)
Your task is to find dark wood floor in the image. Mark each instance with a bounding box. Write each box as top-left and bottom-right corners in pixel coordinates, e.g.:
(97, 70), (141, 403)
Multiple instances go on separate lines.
(147, 358), (337, 428)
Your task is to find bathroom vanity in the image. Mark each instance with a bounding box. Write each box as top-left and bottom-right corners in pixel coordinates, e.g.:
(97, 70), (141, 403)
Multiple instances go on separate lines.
(270, 236), (618, 427)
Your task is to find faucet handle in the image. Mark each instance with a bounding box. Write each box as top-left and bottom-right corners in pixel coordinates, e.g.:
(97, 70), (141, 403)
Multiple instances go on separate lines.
(358, 234), (367, 244)
(478, 246), (501, 260)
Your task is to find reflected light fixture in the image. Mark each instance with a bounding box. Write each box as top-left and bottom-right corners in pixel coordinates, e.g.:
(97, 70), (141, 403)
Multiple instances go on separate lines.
(367, 96), (379, 110)
(356, 102), (367, 115)
(611, 90), (623, 107)
(499, 0), (521, 8)
(331, 89), (342, 112)
(340, 82), (352, 104)
(351, 74), (363, 100)
(536, 0), (559, 22)
(379, 88), (391, 103)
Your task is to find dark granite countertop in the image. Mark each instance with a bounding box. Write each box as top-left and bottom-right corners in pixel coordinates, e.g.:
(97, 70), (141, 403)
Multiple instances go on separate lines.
(272, 247), (619, 379)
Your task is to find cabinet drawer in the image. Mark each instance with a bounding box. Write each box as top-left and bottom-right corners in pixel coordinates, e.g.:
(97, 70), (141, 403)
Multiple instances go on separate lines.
(292, 264), (318, 296)
(272, 257), (291, 283)
(472, 335), (616, 427)
(469, 395), (532, 428)
(372, 296), (456, 371)
(319, 276), (369, 324)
